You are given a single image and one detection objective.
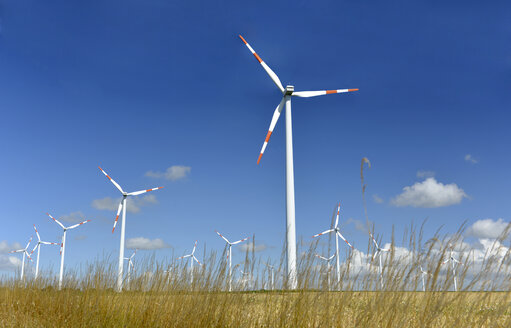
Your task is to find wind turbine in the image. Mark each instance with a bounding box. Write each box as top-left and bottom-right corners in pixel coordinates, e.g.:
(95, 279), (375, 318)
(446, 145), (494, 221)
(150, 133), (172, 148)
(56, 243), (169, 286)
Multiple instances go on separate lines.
(124, 249), (137, 289)
(239, 35), (358, 289)
(442, 243), (463, 291)
(31, 224), (59, 279)
(312, 203), (353, 286)
(178, 240), (201, 284)
(265, 263), (275, 290)
(369, 231), (390, 289)
(215, 230), (249, 291)
(419, 265), (431, 292)
(10, 236), (33, 280)
(315, 253), (336, 290)
(238, 269), (251, 291)
(47, 213), (90, 290)
(98, 166), (163, 292)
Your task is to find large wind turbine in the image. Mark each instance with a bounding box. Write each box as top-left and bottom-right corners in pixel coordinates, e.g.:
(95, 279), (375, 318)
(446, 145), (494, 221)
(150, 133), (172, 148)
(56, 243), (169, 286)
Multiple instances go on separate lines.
(313, 203), (353, 286)
(47, 213), (90, 290)
(239, 35), (358, 289)
(443, 243), (463, 292)
(369, 232), (390, 289)
(98, 166), (163, 292)
(215, 230), (249, 291)
(124, 249), (137, 288)
(31, 224), (59, 279)
(10, 236), (33, 280)
(178, 240), (201, 284)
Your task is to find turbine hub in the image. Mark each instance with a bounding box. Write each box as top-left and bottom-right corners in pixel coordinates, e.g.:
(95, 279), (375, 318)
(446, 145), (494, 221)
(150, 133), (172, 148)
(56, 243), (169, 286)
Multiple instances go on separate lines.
(285, 85), (294, 95)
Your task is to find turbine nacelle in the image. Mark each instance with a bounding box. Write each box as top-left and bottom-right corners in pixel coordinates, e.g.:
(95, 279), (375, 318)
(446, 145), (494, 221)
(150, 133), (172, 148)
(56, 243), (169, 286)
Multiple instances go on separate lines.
(284, 85), (294, 95)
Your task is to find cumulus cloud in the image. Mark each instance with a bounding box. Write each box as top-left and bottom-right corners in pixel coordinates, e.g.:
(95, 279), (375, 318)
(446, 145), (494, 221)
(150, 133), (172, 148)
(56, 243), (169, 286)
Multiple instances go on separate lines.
(92, 194), (158, 213)
(126, 237), (171, 250)
(466, 218), (510, 239)
(391, 178), (467, 208)
(0, 241), (22, 254)
(145, 165), (191, 181)
(416, 170), (435, 178)
(465, 154), (478, 164)
(345, 218), (368, 233)
(372, 194), (384, 204)
(0, 255), (22, 271)
(59, 211), (86, 223)
(239, 241), (267, 253)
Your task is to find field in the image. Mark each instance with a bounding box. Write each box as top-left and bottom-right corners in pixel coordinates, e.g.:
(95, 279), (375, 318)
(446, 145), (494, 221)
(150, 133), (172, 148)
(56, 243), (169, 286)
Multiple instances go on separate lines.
(1, 287), (510, 327)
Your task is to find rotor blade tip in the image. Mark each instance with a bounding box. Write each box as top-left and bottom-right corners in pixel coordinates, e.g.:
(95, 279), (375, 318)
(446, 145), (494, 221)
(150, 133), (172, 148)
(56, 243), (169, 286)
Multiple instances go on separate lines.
(257, 154), (263, 164)
(348, 88), (359, 92)
(239, 35), (247, 44)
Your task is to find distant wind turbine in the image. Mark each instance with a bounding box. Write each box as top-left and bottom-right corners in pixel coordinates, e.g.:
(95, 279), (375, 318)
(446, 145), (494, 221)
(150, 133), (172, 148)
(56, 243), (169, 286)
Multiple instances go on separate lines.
(10, 236), (33, 280)
(315, 253), (336, 290)
(419, 264), (431, 292)
(31, 224), (59, 279)
(124, 249), (137, 289)
(47, 213), (90, 290)
(369, 231), (390, 289)
(443, 243), (463, 292)
(313, 203), (353, 286)
(215, 230), (249, 291)
(178, 240), (201, 284)
(98, 166), (163, 292)
(239, 35), (358, 289)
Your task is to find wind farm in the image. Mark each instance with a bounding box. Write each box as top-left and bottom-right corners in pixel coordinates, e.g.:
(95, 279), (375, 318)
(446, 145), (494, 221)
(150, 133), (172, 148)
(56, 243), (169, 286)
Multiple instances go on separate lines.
(1, 1), (510, 327)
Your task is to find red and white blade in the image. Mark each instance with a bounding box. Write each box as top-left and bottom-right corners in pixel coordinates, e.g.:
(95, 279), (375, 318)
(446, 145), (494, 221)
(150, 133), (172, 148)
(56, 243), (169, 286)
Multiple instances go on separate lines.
(98, 166), (125, 193)
(67, 220), (91, 230)
(231, 237), (249, 245)
(312, 229), (334, 238)
(337, 231), (353, 249)
(215, 230), (230, 244)
(33, 225), (41, 241)
(257, 98), (285, 165)
(292, 89), (359, 98)
(239, 35), (284, 93)
(128, 187), (163, 196)
(47, 213), (65, 229)
(112, 201), (123, 233)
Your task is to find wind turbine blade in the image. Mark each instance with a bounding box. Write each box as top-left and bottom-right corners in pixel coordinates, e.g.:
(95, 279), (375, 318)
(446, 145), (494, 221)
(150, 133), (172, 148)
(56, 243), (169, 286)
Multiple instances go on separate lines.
(193, 256), (202, 266)
(127, 187), (164, 196)
(442, 259), (449, 265)
(25, 250), (33, 261)
(33, 225), (41, 241)
(131, 249), (137, 259)
(372, 250), (380, 261)
(453, 258), (463, 265)
(10, 249), (24, 253)
(381, 248), (391, 252)
(191, 240), (197, 255)
(231, 237), (249, 245)
(215, 230), (231, 244)
(31, 243), (39, 254)
(334, 203), (341, 228)
(257, 98), (285, 165)
(238, 35), (285, 93)
(59, 235), (63, 255)
(337, 231), (354, 249)
(112, 201), (123, 233)
(24, 236), (33, 250)
(369, 232), (379, 249)
(315, 254), (328, 261)
(98, 166), (125, 193)
(292, 89), (358, 98)
(67, 220), (91, 230)
(41, 241), (59, 245)
(178, 254), (191, 260)
(47, 213), (65, 229)
(312, 229), (334, 238)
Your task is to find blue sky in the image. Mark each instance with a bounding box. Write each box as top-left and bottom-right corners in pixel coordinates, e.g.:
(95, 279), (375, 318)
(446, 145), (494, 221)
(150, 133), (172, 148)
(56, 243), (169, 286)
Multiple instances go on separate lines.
(0, 0), (510, 276)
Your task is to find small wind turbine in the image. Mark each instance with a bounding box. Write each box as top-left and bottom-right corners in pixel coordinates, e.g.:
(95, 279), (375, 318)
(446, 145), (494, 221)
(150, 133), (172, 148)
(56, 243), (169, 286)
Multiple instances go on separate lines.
(10, 236), (33, 280)
(239, 35), (358, 289)
(215, 230), (249, 291)
(265, 263), (275, 290)
(31, 225), (59, 279)
(315, 253), (336, 290)
(419, 265), (431, 292)
(442, 243), (463, 292)
(47, 213), (90, 290)
(178, 240), (201, 284)
(238, 269), (251, 290)
(313, 203), (353, 286)
(124, 249), (137, 288)
(98, 166), (163, 292)
(369, 231), (390, 289)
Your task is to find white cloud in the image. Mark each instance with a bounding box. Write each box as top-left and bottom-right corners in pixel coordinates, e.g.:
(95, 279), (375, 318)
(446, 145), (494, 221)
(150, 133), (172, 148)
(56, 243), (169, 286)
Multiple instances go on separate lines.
(145, 165), (191, 181)
(0, 255), (22, 271)
(391, 178), (467, 208)
(372, 194), (384, 204)
(126, 237), (171, 250)
(416, 170), (435, 178)
(464, 154), (478, 164)
(92, 194), (158, 213)
(0, 241), (22, 254)
(239, 241), (267, 253)
(466, 218), (510, 239)
(59, 211), (86, 223)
